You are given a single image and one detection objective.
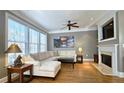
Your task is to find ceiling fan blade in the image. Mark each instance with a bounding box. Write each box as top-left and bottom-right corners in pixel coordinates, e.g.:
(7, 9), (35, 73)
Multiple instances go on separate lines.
(72, 25), (79, 28)
(72, 22), (77, 25)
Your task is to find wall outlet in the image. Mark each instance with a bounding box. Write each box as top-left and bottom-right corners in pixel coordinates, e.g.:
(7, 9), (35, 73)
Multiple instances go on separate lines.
(122, 44), (124, 48)
(86, 54), (88, 57)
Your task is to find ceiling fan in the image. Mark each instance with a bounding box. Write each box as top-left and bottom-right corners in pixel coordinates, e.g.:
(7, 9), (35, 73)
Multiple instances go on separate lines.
(66, 20), (79, 30)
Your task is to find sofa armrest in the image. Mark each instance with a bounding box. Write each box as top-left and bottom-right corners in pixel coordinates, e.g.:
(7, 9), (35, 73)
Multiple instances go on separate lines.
(74, 54), (77, 62)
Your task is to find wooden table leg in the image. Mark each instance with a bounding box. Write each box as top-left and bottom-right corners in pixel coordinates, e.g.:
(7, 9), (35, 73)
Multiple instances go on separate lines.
(19, 72), (23, 83)
(8, 71), (11, 83)
(81, 56), (83, 63)
(30, 67), (33, 80)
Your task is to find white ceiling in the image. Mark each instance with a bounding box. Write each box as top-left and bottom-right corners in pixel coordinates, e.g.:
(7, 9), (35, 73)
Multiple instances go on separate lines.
(19, 10), (111, 32)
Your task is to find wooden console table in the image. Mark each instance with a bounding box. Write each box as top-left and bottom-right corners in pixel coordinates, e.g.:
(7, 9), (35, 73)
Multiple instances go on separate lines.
(76, 55), (83, 63)
(7, 64), (33, 83)
(94, 54), (98, 63)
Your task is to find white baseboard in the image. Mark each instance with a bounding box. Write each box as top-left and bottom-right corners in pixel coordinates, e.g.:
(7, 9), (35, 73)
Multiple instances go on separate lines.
(83, 59), (94, 61)
(0, 73), (18, 83)
(117, 72), (124, 78)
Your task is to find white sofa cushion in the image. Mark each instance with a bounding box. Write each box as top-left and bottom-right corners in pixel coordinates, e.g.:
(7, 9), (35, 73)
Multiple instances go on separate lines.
(24, 61), (40, 66)
(48, 51), (54, 57)
(39, 61), (61, 72)
(38, 52), (49, 61)
(41, 56), (59, 62)
(22, 55), (35, 61)
(22, 55), (40, 66)
(30, 53), (39, 61)
(58, 50), (75, 57)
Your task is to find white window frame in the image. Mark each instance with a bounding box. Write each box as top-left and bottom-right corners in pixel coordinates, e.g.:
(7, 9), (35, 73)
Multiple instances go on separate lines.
(5, 12), (47, 65)
(40, 33), (47, 52)
(29, 28), (39, 53)
(7, 17), (28, 65)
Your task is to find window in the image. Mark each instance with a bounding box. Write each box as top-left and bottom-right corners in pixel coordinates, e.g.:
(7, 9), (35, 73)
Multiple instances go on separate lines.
(29, 28), (39, 53)
(7, 17), (47, 65)
(8, 18), (27, 65)
(40, 33), (47, 52)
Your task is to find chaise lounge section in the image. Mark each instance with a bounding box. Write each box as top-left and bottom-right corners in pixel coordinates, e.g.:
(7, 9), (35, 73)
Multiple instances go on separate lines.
(22, 50), (76, 78)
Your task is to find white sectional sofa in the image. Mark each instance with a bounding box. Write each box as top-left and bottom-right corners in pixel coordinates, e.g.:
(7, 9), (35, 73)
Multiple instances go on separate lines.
(22, 50), (76, 78)
(58, 50), (76, 62)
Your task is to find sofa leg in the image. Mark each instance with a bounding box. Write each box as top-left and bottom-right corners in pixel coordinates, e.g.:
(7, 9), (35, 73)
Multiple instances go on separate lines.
(52, 77), (55, 80)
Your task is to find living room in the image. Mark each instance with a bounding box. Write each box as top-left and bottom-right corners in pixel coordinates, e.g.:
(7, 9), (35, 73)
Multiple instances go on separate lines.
(0, 10), (124, 83)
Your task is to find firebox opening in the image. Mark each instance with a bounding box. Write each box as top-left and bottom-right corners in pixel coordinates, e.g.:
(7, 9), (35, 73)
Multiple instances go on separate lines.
(101, 54), (112, 68)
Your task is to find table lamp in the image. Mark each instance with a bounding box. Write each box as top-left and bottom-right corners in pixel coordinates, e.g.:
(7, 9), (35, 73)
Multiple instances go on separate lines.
(78, 47), (83, 55)
(5, 43), (22, 66)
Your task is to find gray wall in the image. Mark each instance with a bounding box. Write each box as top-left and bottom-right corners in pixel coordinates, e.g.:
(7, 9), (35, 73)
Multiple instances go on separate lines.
(117, 11), (124, 72)
(48, 31), (98, 59)
(0, 11), (7, 79)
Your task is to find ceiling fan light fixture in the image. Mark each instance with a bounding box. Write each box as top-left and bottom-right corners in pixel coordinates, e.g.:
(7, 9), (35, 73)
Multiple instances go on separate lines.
(66, 20), (79, 30)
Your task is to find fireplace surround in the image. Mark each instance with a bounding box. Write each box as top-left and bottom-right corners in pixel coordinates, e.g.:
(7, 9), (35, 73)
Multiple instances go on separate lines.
(98, 44), (118, 76)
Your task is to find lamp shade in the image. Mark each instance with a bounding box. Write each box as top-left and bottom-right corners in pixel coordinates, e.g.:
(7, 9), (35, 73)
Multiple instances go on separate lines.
(5, 44), (22, 53)
(78, 47), (83, 53)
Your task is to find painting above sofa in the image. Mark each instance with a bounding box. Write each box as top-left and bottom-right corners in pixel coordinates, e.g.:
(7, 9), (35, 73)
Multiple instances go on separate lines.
(54, 36), (74, 48)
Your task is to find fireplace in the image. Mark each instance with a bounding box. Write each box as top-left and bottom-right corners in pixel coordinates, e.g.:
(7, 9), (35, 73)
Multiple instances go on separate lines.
(97, 44), (118, 76)
(101, 54), (112, 68)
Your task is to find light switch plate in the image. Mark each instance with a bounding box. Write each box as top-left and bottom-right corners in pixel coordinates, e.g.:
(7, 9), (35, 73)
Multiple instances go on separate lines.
(122, 44), (124, 48)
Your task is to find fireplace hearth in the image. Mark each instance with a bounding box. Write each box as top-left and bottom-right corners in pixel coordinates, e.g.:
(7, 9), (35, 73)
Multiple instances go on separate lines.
(97, 44), (118, 76)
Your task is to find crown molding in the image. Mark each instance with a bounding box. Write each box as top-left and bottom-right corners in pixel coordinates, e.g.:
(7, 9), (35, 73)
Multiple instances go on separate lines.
(8, 10), (48, 33)
(48, 27), (97, 34)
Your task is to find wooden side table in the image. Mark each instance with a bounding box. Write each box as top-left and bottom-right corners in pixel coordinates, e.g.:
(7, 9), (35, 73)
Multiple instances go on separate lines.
(7, 64), (33, 83)
(76, 55), (83, 63)
(94, 54), (98, 63)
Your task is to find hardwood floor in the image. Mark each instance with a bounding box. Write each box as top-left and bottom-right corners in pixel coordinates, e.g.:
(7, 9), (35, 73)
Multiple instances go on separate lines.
(30, 62), (124, 83)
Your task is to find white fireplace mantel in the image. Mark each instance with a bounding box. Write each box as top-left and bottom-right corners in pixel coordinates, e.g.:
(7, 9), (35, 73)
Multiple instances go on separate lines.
(98, 44), (118, 76)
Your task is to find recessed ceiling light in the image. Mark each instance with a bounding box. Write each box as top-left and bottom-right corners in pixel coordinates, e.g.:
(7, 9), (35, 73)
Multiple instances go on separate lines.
(90, 17), (94, 21)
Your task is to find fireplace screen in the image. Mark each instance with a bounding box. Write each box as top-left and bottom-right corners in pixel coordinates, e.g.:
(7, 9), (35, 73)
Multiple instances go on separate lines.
(101, 54), (112, 67)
